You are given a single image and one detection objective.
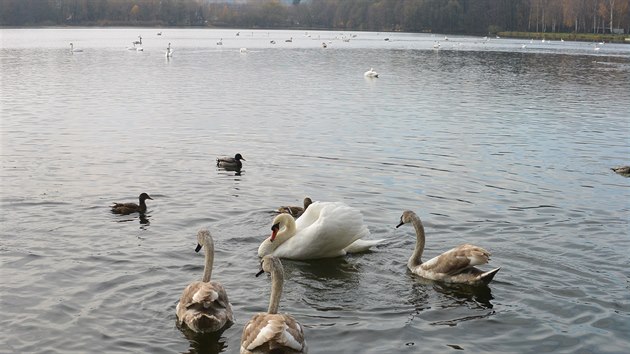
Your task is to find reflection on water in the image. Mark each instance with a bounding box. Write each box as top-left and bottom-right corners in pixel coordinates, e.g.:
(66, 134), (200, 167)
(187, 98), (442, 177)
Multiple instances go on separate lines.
(405, 274), (495, 328)
(178, 326), (229, 354)
(1, 28), (629, 354)
(113, 212), (151, 228)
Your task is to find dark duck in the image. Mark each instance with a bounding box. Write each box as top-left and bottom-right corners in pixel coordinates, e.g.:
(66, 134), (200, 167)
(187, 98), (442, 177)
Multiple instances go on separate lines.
(278, 197), (313, 218)
(216, 153), (245, 170)
(111, 193), (153, 215)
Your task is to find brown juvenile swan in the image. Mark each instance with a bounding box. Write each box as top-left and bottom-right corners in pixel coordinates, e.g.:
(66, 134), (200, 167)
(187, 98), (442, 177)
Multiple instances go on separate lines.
(111, 193), (152, 215)
(176, 229), (234, 333)
(396, 210), (500, 285)
(240, 255), (307, 354)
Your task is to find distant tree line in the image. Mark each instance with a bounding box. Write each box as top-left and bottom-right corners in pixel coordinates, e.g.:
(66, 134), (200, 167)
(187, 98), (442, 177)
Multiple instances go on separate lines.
(1, 0), (628, 35)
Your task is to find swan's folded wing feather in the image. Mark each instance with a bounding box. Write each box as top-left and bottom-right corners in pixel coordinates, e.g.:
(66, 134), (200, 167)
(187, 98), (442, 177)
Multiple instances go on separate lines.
(241, 314), (305, 352)
(343, 238), (384, 253)
(421, 244), (491, 275)
(177, 281), (234, 331)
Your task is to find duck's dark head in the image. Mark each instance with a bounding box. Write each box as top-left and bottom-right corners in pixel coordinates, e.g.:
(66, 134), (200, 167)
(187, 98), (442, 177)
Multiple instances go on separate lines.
(139, 193), (153, 201)
(234, 153), (245, 161)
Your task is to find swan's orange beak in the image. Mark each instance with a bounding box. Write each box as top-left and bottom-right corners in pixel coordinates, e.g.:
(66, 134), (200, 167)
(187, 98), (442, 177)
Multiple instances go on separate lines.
(270, 223), (280, 242)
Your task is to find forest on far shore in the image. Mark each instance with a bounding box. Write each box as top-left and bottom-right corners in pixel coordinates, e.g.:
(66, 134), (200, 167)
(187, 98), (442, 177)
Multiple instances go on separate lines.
(1, 0), (628, 36)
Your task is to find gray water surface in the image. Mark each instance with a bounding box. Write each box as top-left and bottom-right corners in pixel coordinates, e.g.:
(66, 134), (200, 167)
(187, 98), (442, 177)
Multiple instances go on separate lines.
(1, 28), (629, 353)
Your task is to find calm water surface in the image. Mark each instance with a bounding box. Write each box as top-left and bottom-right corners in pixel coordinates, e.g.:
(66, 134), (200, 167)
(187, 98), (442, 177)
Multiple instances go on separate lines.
(1, 28), (629, 353)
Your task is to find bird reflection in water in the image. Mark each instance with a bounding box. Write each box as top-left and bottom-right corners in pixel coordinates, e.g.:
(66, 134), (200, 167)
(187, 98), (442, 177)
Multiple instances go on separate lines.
(177, 325), (227, 354)
(406, 275), (496, 327)
(114, 212), (151, 228)
(283, 257), (362, 311)
(138, 213), (150, 227)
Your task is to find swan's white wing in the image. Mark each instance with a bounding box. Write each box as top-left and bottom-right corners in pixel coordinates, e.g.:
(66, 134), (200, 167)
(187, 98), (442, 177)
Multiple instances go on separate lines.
(344, 238), (384, 253)
(275, 202), (370, 260)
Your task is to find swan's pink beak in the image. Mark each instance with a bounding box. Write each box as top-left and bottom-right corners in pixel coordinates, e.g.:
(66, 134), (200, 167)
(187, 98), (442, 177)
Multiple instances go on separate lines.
(270, 223), (280, 242)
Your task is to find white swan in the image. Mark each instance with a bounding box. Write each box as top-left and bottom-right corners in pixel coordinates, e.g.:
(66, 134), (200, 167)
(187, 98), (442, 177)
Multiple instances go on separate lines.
(364, 68), (379, 78)
(176, 230), (234, 333)
(69, 43), (83, 52)
(132, 35), (142, 45)
(258, 201), (383, 260)
(240, 256), (307, 354)
(396, 210), (500, 285)
(217, 38), (223, 45)
(166, 42), (173, 58)
(240, 47), (248, 53)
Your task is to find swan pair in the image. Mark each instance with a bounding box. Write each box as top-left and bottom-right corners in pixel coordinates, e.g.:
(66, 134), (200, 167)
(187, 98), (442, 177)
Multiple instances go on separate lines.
(177, 231), (306, 353)
(260, 203), (500, 285)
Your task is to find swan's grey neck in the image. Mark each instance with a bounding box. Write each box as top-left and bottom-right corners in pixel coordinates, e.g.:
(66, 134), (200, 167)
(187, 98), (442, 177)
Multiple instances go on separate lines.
(409, 214), (426, 269)
(201, 236), (215, 282)
(267, 262), (284, 314)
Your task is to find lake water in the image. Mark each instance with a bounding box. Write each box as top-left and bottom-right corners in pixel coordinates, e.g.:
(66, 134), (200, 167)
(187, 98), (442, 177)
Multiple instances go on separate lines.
(1, 28), (629, 353)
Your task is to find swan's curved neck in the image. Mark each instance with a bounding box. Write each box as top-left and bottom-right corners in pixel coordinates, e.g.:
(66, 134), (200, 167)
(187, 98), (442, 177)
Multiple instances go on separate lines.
(268, 264), (284, 314)
(409, 214), (426, 269)
(201, 237), (214, 282)
(270, 215), (297, 247)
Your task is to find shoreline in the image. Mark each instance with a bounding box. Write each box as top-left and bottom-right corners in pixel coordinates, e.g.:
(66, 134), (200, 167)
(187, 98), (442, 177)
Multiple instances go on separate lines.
(498, 31), (629, 44)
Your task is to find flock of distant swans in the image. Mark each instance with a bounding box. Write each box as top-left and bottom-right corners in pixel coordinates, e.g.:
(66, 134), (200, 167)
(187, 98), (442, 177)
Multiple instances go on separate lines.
(108, 151), (511, 353)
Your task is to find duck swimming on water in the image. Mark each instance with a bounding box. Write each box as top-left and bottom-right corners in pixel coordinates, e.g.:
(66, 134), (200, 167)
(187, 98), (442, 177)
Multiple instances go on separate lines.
(278, 197), (313, 218)
(611, 165), (630, 176)
(111, 193), (153, 215)
(217, 153), (245, 170)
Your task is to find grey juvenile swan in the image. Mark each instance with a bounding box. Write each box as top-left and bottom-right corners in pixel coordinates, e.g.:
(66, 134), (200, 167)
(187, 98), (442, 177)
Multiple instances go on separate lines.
(240, 255), (307, 353)
(396, 210), (500, 285)
(176, 229), (234, 333)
